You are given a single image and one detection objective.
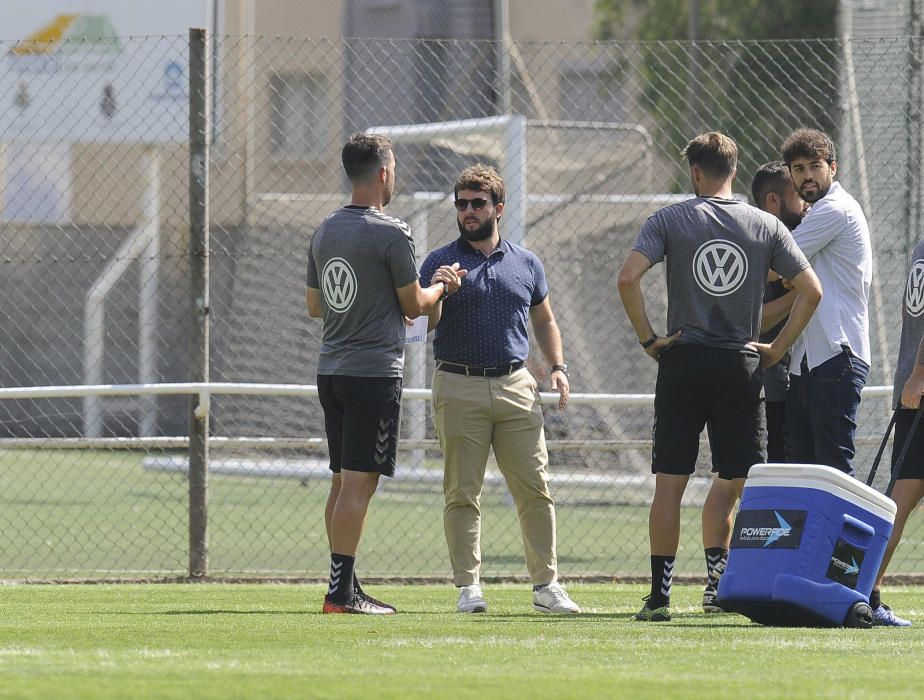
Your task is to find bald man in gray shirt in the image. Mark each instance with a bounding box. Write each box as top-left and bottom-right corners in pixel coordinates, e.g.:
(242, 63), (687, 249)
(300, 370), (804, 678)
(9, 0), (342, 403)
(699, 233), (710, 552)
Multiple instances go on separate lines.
(307, 133), (460, 615)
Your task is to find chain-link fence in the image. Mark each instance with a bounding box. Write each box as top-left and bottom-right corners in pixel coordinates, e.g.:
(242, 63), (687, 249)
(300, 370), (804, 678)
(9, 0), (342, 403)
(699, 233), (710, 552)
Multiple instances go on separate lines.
(0, 32), (922, 580)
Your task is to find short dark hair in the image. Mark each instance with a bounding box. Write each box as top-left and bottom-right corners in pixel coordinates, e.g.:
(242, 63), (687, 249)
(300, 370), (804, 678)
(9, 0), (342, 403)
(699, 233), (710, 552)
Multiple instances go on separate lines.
(681, 132), (737, 180)
(454, 163), (505, 204)
(341, 133), (392, 182)
(781, 128), (836, 166)
(751, 161), (790, 207)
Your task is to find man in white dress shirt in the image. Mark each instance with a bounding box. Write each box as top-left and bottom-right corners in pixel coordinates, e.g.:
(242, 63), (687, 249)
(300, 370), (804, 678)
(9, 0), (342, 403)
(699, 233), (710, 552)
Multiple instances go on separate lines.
(781, 128), (872, 476)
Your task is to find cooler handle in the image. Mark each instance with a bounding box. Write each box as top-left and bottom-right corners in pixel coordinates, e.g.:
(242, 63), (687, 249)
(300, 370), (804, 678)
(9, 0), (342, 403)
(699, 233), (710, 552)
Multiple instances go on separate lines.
(840, 513), (874, 548)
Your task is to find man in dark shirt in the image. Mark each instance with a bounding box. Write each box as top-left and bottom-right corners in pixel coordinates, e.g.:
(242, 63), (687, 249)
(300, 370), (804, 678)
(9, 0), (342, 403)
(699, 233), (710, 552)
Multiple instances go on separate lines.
(618, 132), (822, 622)
(866, 239), (924, 627)
(307, 133), (457, 614)
(751, 161), (809, 461)
(420, 164), (580, 615)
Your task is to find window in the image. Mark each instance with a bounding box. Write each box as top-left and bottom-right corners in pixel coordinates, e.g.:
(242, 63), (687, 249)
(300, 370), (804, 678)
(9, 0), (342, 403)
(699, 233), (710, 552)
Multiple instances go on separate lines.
(269, 73), (330, 159)
(559, 61), (627, 122)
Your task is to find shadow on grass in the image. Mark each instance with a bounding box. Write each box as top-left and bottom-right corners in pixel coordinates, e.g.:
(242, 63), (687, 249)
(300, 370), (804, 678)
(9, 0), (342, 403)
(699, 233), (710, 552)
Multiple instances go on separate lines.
(345, 611), (641, 620)
(86, 608), (822, 626)
(101, 609), (313, 616)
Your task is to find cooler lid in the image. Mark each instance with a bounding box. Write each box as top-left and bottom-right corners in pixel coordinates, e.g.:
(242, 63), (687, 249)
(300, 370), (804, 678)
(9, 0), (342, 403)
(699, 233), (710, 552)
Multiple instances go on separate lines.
(746, 463), (897, 521)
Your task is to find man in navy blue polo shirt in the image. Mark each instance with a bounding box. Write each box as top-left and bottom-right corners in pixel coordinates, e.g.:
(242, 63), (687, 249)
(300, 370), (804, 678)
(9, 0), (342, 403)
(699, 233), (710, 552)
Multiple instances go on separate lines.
(420, 164), (580, 615)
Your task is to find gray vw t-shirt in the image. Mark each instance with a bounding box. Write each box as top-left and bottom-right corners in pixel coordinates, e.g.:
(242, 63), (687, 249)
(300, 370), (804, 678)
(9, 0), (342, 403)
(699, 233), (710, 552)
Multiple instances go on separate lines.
(632, 197), (810, 351)
(306, 205), (419, 377)
(892, 239), (924, 407)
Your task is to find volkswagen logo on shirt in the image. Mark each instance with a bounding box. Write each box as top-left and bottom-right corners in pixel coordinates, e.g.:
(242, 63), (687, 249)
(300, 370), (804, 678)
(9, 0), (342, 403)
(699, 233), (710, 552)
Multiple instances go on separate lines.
(905, 259), (924, 317)
(321, 257), (357, 312)
(692, 240), (749, 296)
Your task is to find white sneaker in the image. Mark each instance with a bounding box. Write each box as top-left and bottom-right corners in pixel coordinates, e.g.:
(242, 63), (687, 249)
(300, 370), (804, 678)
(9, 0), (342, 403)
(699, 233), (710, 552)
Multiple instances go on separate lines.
(533, 581), (581, 614)
(457, 584), (487, 613)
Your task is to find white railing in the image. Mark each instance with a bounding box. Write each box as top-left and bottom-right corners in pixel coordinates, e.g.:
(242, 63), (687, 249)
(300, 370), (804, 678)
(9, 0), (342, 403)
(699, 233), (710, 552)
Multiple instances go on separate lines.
(0, 382), (895, 449)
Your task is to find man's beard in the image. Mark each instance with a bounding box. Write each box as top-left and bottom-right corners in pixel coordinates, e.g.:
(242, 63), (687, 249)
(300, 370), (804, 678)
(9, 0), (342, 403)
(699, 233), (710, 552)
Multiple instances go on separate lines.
(798, 180), (830, 204)
(457, 216), (494, 242)
(779, 205), (804, 231)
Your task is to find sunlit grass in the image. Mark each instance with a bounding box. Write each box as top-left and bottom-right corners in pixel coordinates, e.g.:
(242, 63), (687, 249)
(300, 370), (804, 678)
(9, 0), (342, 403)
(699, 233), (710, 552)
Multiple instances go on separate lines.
(0, 583), (921, 699)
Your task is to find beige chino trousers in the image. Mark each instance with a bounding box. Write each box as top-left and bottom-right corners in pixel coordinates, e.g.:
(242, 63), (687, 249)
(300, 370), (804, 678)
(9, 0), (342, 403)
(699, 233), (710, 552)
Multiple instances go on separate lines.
(432, 367), (558, 586)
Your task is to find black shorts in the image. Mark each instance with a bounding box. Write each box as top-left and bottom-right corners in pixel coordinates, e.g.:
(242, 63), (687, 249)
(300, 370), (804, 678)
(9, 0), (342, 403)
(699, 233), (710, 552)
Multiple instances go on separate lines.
(891, 408), (924, 480)
(317, 375), (403, 478)
(652, 344), (766, 479)
(765, 399), (788, 464)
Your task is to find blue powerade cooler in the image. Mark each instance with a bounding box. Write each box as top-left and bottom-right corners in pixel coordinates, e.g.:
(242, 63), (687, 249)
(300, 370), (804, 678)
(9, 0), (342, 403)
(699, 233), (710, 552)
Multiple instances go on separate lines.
(718, 463), (896, 628)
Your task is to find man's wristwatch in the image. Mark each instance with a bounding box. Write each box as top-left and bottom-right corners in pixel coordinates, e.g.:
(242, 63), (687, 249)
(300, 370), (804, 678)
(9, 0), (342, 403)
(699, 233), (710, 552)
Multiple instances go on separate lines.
(438, 282), (449, 301)
(640, 335), (658, 349)
(551, 363), (568, 376)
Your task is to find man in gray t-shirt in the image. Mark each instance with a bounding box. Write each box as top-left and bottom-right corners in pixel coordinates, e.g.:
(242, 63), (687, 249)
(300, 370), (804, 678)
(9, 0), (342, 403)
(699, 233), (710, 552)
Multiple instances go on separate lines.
(306, 133), (460, 615)
(866, 238), (924, 627)
(618, 132), (822, 622)
(307, 205), (418, 377)
(631, 195), (809, 350)
(751, 161), (810, 462)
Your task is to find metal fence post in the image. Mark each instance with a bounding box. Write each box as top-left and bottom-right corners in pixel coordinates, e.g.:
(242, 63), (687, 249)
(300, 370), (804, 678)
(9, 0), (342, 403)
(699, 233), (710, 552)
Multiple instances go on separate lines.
(910, 3), (923, 259)
(188, 27), (210, 579)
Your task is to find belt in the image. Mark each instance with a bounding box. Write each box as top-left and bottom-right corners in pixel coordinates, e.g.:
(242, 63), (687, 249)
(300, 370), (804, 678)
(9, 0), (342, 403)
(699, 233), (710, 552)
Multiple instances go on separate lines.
(436, 360), (524, 378)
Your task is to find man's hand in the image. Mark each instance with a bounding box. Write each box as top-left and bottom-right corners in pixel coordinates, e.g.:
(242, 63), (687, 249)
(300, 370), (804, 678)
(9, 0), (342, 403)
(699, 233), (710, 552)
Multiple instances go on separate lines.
(751, 341), (784, 369)
(551, 368), (569, 411)
(643, 330), (681, 361)
(901, 370), (924, 409)
(431, 262), (467, 295)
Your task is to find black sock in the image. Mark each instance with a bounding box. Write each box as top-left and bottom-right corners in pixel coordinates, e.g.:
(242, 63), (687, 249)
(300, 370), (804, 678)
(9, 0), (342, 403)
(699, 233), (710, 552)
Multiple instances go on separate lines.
(870, 588), (881, 610)
(705, 547), (728, 590)
(650, 555), (675, 607)
(328, 553), (355, 604)
(353, 572), (364, 595)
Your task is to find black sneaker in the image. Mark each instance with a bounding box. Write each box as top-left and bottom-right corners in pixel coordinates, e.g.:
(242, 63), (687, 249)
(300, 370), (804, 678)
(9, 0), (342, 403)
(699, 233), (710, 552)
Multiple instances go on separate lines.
(355, 588), (397, 613)
(634, 595), (671, 622)
(872, 603), (912, 627)
(702, 585), (726, 614)
(354, 578), (397, 613)
(322, 593), (395, 615)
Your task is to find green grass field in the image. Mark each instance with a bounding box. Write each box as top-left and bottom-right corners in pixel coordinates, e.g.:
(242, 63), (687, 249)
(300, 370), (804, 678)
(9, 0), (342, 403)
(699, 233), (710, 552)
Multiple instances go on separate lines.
(1, 583), (921, 699)
(3, 448), (924, 581)
(0, 447), (771, 577)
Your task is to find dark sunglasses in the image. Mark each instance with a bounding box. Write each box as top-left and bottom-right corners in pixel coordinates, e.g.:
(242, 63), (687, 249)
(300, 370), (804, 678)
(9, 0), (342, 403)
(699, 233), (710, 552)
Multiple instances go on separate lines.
(454, 197), (490, 212)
